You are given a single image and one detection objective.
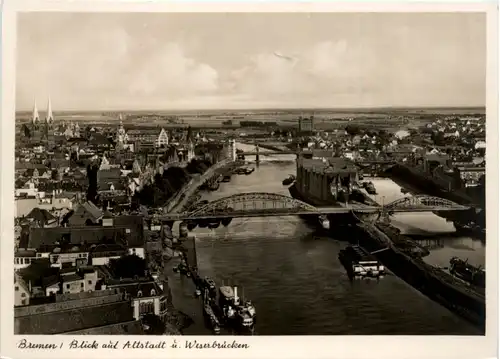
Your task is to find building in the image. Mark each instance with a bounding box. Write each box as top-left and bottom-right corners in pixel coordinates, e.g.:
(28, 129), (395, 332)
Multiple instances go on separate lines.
(67, 201), (103, 226)
(19, 216), (146, 260)
(89, 243), (128, 266)
(60, 266), (98, 294)
(29, 98), (55, 144)
(14, 289), (144, 334)
(295, 155), (359, 203)
(126, 128), (169, 149)
(15, 195), (74, 218)
(14, 249), (38, 271)
(299, 116), (315, 133)
(104, 279), (168, 322)
(14, 272), (31, 306)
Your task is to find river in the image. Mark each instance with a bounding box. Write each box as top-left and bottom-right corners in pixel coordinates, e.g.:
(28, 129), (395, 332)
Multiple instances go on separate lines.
(166, 143), (484, 335)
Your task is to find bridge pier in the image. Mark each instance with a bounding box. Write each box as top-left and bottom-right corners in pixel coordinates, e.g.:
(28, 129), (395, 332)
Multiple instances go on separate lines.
(255, 144), (260, 164)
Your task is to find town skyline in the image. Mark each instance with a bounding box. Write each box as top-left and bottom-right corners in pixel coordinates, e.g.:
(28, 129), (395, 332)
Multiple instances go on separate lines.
(17, 12), (486, 111)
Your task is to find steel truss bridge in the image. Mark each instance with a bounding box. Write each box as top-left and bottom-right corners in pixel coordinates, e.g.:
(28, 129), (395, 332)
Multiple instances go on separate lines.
(150, 192), (471, 222)
(239, 150), (396, 164)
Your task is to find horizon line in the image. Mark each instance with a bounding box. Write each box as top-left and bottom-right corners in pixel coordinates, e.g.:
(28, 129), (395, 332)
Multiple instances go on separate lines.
(15, 105), (486, 114)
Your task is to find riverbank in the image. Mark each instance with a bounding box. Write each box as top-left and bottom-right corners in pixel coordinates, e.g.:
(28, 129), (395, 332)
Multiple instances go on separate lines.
(133, 158), (221, 209)
(150, 160), (241, 334)
(355, 221), (485, 331)
(162, 276), (195, 334)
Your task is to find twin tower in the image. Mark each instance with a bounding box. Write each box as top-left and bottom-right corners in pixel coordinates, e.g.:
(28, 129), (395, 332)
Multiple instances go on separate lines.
(31, 98), (54, 126)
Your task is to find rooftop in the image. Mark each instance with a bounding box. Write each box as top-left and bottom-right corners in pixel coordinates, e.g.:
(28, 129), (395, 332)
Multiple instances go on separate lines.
(105, 279), (162, 299)
(15, 299), (134, 335)
(64, 320), (144, 335)
(19, 226), (128, 250)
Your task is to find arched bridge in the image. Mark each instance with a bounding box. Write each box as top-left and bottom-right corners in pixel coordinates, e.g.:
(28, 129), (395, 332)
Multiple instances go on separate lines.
(150, 192), (471, 221)
(382, 195), (469, 213)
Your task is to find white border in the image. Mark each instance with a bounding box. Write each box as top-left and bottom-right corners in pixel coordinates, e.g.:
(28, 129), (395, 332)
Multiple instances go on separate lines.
(1, 2), (498, 359)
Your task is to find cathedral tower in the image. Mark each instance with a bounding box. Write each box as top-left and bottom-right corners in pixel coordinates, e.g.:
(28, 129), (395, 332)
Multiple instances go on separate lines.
(45, 97), (54, 125)
(32, 99), (40, 127)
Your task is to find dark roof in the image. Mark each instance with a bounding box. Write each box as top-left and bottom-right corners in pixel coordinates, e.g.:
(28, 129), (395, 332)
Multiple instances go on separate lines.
(106, 280), (162, 298)
(91, 243), (128, 257)
(60, 266), (78, 275)
(88, 133), (113, 146)
(81, 201), (103, 220)
(99, 179), (126, 191)
(15, 178), (28, 189)
(311, 149), (334, 158)
(25, 168), (49, 177)
(15, 300), (134, 335)
(99, 168), (122, 179)
(41, 275), (60, 288)
(61, 274), (82, 283)
(64, 320), (144, 335)
(26, 208), (56, 224)
(48, 159), (70, 168)
(20, 227), (127, 250)
(15, 162), (47, 170)
(15, 249), (37, 257)
(113, 215), (145, 247)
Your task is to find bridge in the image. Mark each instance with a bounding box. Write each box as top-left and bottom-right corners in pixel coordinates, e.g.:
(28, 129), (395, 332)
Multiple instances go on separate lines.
(236, 145), (397, 165)
(149, 192), (471, 222)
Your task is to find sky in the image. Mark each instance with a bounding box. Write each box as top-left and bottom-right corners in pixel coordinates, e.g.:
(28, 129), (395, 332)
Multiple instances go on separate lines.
(16, 12), (486, 111)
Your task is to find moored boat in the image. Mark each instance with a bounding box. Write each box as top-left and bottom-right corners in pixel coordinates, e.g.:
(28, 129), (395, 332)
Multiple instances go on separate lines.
(244, 167), (255, 175)
(282, 174), (296, 186)
(339, 245), (385, 278)
(218, 285), (256, 330)
(209, 181), (220, 191)
(363, 181), (377, 195)
(449, 257), (485, 288)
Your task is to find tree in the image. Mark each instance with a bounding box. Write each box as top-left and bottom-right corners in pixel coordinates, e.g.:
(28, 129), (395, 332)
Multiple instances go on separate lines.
(141, 314), (166, 335)
(109, 254), (147, 279)
(51, 169), (60, 181)
(22, 124), (31, 139)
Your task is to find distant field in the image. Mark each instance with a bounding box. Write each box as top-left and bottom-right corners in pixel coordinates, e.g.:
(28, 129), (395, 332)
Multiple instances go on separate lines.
(15, 107), (485, 132)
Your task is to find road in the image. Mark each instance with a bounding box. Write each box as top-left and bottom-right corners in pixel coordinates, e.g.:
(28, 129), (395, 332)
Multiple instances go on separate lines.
(167, 158), (232, 213)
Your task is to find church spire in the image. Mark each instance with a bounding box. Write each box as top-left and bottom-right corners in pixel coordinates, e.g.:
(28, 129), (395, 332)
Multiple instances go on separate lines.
(32, 99), (40, 125)
(46, 97), (54, 124)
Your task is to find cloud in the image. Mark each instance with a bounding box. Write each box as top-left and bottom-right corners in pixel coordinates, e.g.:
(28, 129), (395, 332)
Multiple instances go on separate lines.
(16, 13), (485, 110)
(227, 40), (382, 105)
(224, 36), (485, 108)
(16, 18), (219, 109)
(128, 43), (218, 97)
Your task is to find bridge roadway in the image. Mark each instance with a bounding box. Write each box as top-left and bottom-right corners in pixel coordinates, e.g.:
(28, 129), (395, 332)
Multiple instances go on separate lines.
(151, 203), (470, 222)
(239, 150), (396, 164)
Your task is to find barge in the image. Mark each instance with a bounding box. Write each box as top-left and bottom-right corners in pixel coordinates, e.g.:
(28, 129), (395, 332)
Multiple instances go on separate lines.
(339, 245), (385, 279)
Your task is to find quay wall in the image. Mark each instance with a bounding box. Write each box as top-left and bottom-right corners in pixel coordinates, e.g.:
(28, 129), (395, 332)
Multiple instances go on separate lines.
(352, 222), (485, 331)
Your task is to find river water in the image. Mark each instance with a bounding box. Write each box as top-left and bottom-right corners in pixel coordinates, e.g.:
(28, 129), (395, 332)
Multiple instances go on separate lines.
(167, 143), (484, 335)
